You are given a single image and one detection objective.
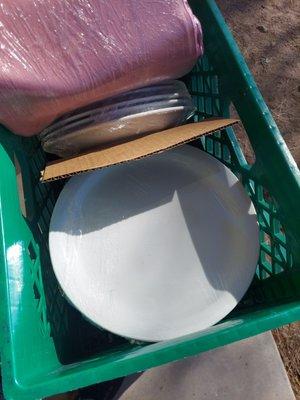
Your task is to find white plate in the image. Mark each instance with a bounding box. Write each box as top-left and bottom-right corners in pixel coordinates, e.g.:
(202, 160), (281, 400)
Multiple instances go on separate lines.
(41, 97), (194, 142)
(43, 106), (195, 157)
(49, 146), (259, 341)
(40, 80), (190, 138)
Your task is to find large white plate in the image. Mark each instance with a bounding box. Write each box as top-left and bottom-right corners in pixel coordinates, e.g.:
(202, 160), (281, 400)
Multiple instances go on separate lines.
(49, 146), (259, 342)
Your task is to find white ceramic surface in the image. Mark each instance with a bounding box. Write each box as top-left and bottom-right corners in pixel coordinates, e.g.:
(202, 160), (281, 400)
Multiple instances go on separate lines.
(49, 146), (259, 341)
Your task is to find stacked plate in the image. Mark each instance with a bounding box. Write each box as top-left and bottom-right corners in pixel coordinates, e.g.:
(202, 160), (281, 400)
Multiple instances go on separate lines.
(49, 145), (259, 342)
(40, 80), (195, 157)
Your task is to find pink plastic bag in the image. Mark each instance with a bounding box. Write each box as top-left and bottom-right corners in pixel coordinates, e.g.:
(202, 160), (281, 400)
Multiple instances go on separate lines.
(0, 0), (202, 136)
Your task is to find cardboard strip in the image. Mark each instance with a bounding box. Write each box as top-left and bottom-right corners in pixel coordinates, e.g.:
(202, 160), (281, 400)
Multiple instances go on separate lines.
(42, 118), (239, 182)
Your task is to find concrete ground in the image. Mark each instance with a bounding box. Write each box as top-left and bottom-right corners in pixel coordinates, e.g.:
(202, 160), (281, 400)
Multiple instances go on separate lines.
(113, 332), (295, 400)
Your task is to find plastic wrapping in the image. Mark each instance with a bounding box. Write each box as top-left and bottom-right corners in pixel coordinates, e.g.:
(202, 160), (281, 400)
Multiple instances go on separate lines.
(40, 80), (196, 157)
(49, 145), (259, 342)
(0, 0), (203, 136)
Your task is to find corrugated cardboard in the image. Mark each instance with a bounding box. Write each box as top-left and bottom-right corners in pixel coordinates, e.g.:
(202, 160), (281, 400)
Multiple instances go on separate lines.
(41, 118), (238, 182)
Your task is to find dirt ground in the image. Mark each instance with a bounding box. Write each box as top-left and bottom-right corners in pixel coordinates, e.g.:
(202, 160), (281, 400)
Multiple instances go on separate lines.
(218, 0), (300, 397)
(218, 0), (300, 164)
(273, 323), (300, 398)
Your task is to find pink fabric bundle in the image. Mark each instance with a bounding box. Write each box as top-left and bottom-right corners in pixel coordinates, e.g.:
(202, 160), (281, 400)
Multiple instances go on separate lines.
(0, 0), (202, 136)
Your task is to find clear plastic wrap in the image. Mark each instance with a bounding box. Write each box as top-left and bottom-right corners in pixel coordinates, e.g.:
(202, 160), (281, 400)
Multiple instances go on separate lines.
(49, 145), (259, 341)
(40, 80), (196, 157)
(0, 0), (203, 136)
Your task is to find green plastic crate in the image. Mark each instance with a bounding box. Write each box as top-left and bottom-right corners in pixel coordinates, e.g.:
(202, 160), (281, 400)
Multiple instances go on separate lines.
(0, 0), (299, 399)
